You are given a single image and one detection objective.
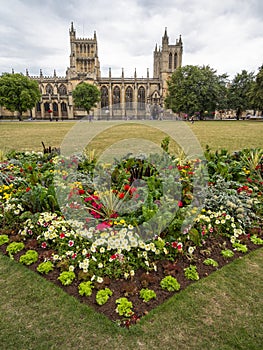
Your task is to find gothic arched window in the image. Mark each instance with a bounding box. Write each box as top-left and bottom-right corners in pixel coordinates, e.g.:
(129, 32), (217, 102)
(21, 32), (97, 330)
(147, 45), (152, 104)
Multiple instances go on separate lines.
(46, 84), (53, 95)
(125, 86), (133, 110)
(174, 53), (177, 69)
(58, 84), (67, 95)
(138, 86), (145, 110)
(101, 86), (109, 108)
(61, 102), (67, 112)
(169, 52), (173, 70)
(53, 102), (58, 112)
(113, 86), (121, 109)
(44, 102), (50, 112)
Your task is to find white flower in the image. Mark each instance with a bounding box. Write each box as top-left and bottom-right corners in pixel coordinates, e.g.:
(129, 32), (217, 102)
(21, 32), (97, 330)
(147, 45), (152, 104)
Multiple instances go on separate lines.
(69, 265), (75, 272)
(188, 246), (195, 255)
(97, 277), (103, 283)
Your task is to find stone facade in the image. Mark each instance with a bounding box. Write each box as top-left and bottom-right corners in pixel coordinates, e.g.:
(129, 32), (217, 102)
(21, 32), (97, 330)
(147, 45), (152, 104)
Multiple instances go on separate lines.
(1, 23), (183, 120)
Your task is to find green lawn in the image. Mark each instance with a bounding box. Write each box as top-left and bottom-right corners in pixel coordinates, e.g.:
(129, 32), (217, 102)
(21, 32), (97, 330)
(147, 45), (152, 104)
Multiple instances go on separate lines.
(0, 249), (262, 350)
(0, 120), (263, 153)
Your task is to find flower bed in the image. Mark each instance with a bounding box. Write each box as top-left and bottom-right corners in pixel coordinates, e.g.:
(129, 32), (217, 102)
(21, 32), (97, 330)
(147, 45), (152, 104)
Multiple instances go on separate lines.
(0, 145), (262, 327)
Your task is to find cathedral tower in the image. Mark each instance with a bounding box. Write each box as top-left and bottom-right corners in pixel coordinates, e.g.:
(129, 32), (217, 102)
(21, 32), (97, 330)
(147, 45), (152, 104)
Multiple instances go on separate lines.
(67, 22), (101, 80)
(153, 28), (183, 91)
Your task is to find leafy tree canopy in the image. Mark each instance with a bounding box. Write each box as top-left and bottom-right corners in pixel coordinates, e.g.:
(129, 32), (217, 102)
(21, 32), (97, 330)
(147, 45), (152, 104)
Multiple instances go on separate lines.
(72, 82), (100, 114)
(248, 65), (263, 113)
(0, 73), (41, 119)
(165, 65), (228, 119)
(227, 70), (255, 118)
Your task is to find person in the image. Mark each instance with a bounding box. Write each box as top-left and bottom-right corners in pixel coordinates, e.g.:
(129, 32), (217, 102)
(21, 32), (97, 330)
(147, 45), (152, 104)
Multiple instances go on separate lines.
(190, 116), (194, 124)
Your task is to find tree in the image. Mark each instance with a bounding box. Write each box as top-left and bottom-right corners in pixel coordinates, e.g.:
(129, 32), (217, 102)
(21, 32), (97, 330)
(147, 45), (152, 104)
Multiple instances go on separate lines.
(72, 82), (100, 115)
(0, 73), (41, 120)
(227, 70), (255, 119)
(165, 65), (228, 119)
(248, 65), (263, 115)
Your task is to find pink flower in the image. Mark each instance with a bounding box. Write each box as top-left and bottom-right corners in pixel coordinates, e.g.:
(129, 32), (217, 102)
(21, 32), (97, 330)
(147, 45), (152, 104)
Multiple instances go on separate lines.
(96, 222), (111, 230)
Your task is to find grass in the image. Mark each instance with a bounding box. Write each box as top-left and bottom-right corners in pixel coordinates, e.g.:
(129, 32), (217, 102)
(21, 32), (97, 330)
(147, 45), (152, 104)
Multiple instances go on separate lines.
(0, 120), (263, 154)
(0, 249), (262, 350)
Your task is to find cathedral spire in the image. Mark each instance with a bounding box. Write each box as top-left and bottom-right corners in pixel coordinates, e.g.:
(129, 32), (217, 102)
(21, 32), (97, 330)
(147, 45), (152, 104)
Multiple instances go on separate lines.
(162, 27), (169, 46)
(69, 21), (76, 39)
(179, 34), (182, 44)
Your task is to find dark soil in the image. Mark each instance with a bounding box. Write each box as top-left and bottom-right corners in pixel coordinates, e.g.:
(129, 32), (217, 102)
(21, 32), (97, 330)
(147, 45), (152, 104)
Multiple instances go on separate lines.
(0, 231), (262, 328)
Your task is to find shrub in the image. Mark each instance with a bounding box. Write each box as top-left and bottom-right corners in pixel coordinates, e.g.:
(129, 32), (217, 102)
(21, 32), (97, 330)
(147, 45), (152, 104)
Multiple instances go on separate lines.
(0, 234), (9, 246)
(160, 276), (180, 292)
(37, 261), (54, 274)
(78, 281), (94, 297)
(6, 242), (25, 258)
(203, 258), (218, 267)
(184, 265), (199, 281)
(221, 249), (234, 258)
(115, 297), (134, 317)
(58, 271), (76, 286)
(139, 288), (157, 302)
(232, 242), (248, 253)
(96, 288), (113, 305)
(19, 250), (38, 265)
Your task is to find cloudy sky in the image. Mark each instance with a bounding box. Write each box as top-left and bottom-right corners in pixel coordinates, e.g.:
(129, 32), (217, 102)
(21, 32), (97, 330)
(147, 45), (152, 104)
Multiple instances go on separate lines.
(0, 0), (262, 80)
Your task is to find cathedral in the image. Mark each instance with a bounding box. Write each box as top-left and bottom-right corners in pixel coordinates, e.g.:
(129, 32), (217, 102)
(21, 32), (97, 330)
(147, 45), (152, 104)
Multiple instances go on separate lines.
(1, 22), (183, 120)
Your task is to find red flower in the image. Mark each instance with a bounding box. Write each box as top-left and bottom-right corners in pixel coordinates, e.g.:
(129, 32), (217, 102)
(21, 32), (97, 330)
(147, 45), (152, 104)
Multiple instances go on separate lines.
(178, 200), (183, 207)
(60, 232), (65, 239)
(171, 241), (178, 248)
(110, 253), (118, 261)
(41, 242), (47, 249)
(119, 192), (125, 199)
(123, 184), (130, 191)
(68, 240), (74, 247)
(177, 242), (183, 250)
(26, 187), (31, 192)
(78, 189), (85, 195)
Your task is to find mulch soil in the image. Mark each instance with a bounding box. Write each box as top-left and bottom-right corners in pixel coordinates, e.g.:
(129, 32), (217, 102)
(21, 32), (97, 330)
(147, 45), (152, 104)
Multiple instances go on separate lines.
(0, 230), (262, 328)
